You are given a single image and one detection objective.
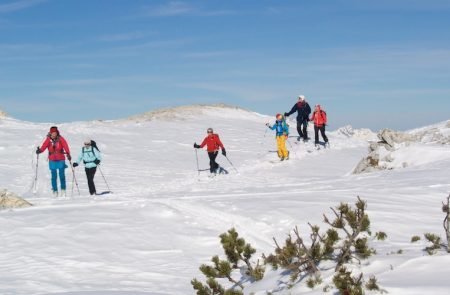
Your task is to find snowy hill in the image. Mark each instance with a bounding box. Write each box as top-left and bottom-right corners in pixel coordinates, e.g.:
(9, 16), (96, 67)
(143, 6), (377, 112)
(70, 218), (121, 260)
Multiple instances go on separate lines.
(0, 105), (450, 295)
(126, 103), (263, 122)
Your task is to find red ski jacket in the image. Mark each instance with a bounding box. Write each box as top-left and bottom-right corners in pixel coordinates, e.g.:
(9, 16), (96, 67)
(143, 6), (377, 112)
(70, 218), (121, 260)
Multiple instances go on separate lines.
(310, 107), (327, 127)
(39, 135), (71, 161)
(200, 134), (225, 152)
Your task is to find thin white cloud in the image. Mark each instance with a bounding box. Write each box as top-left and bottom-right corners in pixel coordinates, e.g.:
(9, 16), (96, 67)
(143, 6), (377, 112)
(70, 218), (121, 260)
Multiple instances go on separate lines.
(340, 0), (450, 11)
(145, 1), (193, 17)
(182, 50), (237, 59)
(0, 0), (47, 13)
(142, 1), (237, 17)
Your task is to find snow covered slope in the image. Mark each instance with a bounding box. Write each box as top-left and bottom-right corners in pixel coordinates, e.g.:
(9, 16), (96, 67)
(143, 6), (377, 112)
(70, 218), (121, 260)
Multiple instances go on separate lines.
(0, 106), (449, 295)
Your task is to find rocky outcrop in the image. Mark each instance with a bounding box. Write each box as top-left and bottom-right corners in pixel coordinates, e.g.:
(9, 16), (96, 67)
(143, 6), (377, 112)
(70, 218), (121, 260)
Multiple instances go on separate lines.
(377, 129), (418, 150)
(353, 128), (417, 174)
(0, 189), (33, 209)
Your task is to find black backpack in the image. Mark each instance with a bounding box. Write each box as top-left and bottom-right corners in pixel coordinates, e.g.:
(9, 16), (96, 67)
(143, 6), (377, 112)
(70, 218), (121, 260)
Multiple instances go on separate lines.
(90, 140), (100, 153)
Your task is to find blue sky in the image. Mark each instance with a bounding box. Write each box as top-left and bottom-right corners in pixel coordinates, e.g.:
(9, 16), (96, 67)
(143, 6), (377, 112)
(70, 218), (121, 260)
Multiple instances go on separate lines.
(0, 0), (449, 130)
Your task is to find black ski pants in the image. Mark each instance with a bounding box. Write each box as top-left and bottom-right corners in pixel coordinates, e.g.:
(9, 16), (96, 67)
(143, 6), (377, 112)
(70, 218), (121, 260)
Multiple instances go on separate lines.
(314, 125), (328, 145)
(297, 119), (309, 140)
(85, 167), (97, 195)
(208, 151), (219, 173)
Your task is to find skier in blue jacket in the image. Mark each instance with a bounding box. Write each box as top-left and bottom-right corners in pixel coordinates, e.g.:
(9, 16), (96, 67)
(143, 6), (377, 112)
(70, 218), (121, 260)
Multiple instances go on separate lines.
(72, 139), (102, 195)
(266, 114), (290, 160)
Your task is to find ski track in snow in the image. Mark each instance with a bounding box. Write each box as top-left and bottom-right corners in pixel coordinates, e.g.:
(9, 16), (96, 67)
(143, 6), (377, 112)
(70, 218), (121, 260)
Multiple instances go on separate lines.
(1, 112), (450, 295)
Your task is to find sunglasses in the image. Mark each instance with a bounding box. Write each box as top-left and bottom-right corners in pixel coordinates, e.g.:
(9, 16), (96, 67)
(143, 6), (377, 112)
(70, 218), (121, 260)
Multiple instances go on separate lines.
(84, 143), (91, 146)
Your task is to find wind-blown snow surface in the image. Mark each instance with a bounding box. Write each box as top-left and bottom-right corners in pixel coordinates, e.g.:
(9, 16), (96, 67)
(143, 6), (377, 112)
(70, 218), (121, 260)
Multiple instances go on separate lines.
(0, 106), (450, 295)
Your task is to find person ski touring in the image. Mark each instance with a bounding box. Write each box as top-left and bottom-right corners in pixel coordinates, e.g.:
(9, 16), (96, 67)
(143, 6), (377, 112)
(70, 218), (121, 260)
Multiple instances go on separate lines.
(193, 128), (226, 176)
(266, 113), (290, 161)
(284, 95), (311, 142)
(36, 126), (71, 197)
(72, 139), (102, 195)
(310, 104), (329, 149)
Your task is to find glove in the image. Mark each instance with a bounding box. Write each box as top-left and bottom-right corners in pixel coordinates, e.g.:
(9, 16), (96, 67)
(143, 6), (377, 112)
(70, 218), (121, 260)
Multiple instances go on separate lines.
(67, 154), (72, 161)
(193, 143), (200, 148)
(36, 147), (41, 154)
(222, 149), (226, 156)
(94, 159), (101, 165)
(72, 162), (78, 168)
(284, 112), (289, 117)
(265, 123), (269, 127)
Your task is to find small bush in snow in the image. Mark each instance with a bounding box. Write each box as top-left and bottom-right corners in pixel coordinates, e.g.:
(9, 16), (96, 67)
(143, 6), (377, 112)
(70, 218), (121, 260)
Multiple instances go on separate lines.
(332, 266), (363, 295)
(365, 275), (383, 292)
(191, 228), (263, 295)
(424, 233), (442, 255)
(375, 231), (387, 241)
(306, 275), (323, 289)
(323, 196), (374, 270)
(410, 236), (421, 243)
(265, 197), (381, 293)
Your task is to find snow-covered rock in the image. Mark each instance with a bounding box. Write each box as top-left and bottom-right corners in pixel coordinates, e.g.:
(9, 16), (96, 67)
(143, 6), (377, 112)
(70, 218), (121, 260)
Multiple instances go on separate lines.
(335, 125), (377, 141)
(0, 189), (32, 209)
(353, 122), (450, 174)
(409, 120), (450, 145)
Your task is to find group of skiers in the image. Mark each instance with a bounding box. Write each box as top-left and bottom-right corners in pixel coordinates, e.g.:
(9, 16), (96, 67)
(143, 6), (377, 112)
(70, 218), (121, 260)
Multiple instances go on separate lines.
(36, 126), (102, 197)
(35, 95), (328, 194)
(265, 95), (329, 161)
(194, 94), (329, 175)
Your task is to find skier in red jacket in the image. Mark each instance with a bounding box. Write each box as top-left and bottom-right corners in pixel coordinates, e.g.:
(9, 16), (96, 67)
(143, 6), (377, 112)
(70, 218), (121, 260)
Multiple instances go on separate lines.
(310, 105), (329, 149)
(194, 128), (226, 176)
(36, 126), (71, 197)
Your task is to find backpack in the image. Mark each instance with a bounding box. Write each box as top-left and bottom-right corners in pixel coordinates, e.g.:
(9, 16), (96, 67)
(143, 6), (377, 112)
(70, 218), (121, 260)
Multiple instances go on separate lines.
(90, 140), (100, 153)
(82, 140), (100, 160)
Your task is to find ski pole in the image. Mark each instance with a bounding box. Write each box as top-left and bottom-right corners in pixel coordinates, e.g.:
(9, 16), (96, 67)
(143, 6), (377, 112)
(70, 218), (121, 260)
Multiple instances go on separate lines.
(69, 159), (81, 196)
(97, 165), (112, 193)
(286, 138), (298, 159)
(33, 153), (39, 194)
(195, 148), (200, 176)
(224, 155), (239, 174)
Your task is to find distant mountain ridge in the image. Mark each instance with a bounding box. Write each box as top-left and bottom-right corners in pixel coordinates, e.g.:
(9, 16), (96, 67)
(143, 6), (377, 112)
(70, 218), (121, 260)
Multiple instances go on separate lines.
(126, 103), (262, 122)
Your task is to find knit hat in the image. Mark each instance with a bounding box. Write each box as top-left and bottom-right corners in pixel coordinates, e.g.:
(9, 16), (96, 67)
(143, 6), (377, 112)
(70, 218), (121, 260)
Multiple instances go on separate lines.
(49, 126), (58, 133)
(298, 95), (305, 101)
(84, 138), (92, 145)
(276, 113), (282, 119)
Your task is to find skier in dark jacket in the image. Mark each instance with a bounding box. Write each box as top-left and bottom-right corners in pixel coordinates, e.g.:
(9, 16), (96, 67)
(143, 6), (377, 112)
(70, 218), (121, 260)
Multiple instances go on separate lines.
(284, 95), (311, 142)
(194, 128), (226, 176)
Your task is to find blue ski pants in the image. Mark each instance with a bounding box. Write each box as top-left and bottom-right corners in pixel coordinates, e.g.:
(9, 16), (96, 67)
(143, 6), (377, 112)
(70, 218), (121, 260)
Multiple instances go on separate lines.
(49, 160), (67, 192)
